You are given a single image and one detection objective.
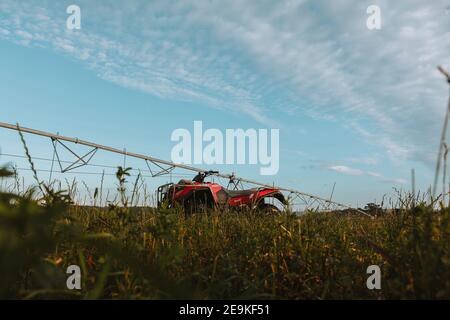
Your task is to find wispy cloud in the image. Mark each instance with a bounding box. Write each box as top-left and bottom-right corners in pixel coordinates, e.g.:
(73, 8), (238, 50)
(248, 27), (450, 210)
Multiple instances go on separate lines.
(328, 165), (363, 176)
(0, 1), (279, 126)
(368, 171), (407, 184)
(0, 0), (449, 168)
(329, 166), (406, 184)
(367, 171), (383, 178)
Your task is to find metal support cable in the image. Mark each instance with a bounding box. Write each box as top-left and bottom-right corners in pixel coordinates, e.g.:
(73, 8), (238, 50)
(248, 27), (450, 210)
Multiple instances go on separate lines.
(0, 152), (193, 177)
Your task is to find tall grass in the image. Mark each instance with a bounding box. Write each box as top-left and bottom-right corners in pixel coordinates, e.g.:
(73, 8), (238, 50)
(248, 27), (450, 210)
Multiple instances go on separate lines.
(0, 163), (448, 299)
(0, 135), (448, 299)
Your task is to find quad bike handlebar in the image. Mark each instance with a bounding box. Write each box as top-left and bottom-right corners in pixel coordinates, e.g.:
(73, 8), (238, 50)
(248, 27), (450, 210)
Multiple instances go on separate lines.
(192, 170), (219, 183)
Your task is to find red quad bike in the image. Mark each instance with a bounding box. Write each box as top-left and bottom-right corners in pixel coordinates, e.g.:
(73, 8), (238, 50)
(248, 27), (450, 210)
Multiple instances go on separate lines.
(157, 171), (287, 214)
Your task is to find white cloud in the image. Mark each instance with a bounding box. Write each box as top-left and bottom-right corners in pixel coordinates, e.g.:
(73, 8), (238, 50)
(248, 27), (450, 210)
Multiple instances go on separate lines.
(367, 171), (383, 178)
(0, 0), (449, 169)
(367, 171), (406, 184)
(328, 167), (406, 184)
(328, 165), (363, 176)
(188, 1), (449, 167)
(15, 30), (32, 40)
(0, 1), (279, 127)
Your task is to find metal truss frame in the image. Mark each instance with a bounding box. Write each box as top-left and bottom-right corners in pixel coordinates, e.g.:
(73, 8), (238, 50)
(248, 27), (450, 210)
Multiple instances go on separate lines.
(51, 138), (98, 173)
(145, 159), (175, 177)
(286, 191), (359, 214)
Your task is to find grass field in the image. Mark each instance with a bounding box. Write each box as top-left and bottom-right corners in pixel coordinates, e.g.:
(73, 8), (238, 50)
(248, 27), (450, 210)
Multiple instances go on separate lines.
(0, 160), (449, 300)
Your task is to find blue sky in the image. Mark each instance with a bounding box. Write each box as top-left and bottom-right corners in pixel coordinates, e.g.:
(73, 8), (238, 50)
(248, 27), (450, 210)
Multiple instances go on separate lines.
(0, 0), (449, 207)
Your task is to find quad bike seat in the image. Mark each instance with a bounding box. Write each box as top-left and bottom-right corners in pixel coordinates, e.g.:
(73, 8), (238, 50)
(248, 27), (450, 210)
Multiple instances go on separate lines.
(223, 188), (259, 197)
(178, 179), (194, 185)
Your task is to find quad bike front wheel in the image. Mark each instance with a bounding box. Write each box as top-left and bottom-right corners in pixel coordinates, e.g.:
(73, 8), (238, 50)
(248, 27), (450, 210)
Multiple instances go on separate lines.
(258, 203), (281, 215)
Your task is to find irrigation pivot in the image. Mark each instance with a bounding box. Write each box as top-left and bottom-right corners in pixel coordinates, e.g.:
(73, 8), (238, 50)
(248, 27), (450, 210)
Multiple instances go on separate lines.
(433, 66), (450, 198)
(0, 121), (370, 216)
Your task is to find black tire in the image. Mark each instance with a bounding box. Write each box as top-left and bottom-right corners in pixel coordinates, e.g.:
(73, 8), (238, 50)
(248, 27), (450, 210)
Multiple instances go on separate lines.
(258, 203), (281, 215)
